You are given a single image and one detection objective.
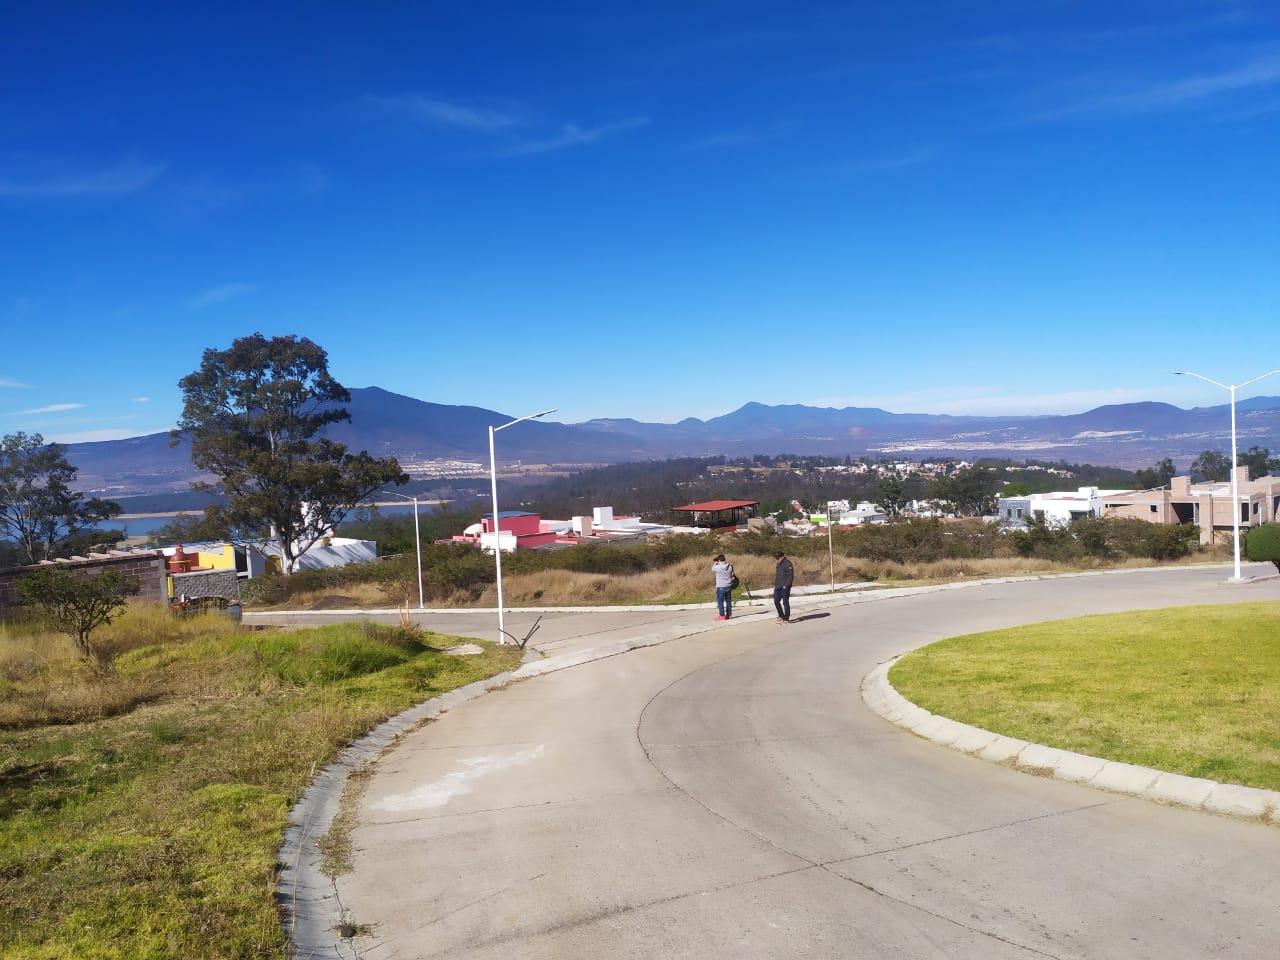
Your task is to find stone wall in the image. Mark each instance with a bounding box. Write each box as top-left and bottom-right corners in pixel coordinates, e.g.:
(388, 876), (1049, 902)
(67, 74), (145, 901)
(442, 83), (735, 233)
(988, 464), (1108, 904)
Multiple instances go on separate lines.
(0, 552), (167, 614)
(170, 568), (242, 602)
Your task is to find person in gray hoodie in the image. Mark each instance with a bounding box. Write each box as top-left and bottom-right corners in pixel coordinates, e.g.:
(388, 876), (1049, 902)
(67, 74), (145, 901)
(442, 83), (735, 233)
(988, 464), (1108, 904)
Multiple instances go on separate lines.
(773, 550), (794, 623)
(711, 553), (735, 620)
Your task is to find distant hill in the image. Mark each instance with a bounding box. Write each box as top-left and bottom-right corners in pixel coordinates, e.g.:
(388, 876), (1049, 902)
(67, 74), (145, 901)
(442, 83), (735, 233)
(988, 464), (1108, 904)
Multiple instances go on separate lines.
(65, 387), (1280, 494)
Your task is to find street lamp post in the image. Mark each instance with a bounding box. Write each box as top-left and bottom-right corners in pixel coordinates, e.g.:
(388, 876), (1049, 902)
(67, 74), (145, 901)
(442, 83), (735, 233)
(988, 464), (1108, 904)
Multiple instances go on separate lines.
(489, 408), (557, 644)
(826, 503), (839, 594)
(386, 491), (424, 609)
(1171, 369), (1280, 581)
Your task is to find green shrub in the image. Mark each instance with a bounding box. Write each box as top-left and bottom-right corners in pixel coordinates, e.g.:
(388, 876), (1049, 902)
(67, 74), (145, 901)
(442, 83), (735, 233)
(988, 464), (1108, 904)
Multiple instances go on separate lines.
(1246, 523), (1280, 572)
(233, 622), (425, 684)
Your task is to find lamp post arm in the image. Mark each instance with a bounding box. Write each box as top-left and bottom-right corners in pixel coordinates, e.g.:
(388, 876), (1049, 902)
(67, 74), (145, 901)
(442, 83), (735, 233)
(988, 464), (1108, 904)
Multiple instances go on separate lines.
(494, 408), (558, 433)
(1236, 370), (1280, 390)
(1170, 371), (1230, 391)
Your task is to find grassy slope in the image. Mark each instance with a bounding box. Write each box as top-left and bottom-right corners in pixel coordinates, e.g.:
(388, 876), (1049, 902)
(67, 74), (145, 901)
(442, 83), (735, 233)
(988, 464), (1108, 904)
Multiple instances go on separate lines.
(891, 602), (1280, 791)
(0, 609), (520, 959)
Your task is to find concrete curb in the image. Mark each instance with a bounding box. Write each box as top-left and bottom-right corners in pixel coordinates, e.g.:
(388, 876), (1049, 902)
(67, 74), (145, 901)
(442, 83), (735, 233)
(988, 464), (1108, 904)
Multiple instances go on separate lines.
(245, 561), (1235, 623)
(276, 652), (535, 959)
(861, 657), (1280, 828)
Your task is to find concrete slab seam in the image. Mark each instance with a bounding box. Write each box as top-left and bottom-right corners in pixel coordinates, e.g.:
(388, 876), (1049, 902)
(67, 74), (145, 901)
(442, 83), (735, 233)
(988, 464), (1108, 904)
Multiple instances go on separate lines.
(861, 656), (1280, 828)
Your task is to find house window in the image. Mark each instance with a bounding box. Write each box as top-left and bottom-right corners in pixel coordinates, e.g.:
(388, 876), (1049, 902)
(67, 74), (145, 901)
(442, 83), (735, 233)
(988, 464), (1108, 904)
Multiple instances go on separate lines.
(1150, 505), (1158, 513)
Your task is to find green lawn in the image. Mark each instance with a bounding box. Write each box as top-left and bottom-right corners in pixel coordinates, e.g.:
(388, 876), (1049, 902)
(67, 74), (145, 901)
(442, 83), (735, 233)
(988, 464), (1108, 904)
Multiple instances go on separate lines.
(0, 609), (520, 959)
(890, 602), (1280, 791)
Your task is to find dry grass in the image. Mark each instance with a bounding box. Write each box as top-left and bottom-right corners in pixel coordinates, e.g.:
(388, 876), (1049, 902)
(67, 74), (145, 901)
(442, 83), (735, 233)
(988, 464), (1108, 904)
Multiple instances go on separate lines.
(0, 607), (521, 958)
(0, 604), (240, 729)
(268, 580), (403, 611)
(474, 554), (1152, 607)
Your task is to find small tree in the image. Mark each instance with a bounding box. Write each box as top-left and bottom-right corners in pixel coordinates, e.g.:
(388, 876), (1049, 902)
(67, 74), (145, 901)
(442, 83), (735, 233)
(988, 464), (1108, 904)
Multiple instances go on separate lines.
(1134, 457), (1176, 489)
(931, 465), (997, 517)
(1237, 446), (1280, 479)
(0, 432), (123, 565)
(1190, 449), (1231, 483)
(1245, 523), (1280, 573)
(875, 475), (910, 518)
(19, 567), (140, 666)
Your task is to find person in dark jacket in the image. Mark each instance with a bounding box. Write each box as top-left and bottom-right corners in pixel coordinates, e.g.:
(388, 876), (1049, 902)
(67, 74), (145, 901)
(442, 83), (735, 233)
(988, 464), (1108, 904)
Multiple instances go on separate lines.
(773, 550), (794, 623)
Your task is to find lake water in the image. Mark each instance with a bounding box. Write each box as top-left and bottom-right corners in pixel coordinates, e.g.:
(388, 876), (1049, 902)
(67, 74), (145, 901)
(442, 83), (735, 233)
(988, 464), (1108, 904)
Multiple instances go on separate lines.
(110, 501), (437, 539)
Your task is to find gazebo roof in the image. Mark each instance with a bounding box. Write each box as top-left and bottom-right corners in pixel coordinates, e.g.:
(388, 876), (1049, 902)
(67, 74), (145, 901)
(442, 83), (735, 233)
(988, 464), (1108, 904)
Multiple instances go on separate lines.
(672, 499), (759, 512)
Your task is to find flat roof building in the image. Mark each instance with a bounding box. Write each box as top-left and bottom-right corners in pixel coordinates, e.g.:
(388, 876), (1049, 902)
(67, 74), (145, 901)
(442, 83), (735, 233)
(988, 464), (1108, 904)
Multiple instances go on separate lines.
(1102, 468), (1280, 545)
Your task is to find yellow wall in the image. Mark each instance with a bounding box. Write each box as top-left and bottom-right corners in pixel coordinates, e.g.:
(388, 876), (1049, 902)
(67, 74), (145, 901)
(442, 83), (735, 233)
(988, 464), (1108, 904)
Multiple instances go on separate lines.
(197, 544), (237, 571)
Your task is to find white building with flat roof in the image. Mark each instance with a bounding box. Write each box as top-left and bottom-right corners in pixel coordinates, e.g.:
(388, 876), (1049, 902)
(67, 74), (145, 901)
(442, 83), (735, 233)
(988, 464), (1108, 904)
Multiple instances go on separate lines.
(997, 486), (1131, 528)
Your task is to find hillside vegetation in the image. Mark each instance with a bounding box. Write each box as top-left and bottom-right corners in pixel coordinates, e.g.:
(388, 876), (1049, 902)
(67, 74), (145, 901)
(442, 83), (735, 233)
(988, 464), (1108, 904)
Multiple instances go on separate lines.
(0, 605), (520, 959)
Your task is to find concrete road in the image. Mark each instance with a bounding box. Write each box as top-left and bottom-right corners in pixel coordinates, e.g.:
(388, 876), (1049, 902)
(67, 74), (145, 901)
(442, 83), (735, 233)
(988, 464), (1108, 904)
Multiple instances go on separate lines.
(338, 565), (1279, 959)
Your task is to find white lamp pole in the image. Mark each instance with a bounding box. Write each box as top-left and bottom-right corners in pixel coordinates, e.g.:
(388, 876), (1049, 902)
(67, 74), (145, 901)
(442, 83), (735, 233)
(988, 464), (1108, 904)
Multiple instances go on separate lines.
(489, 408), (557, 643)
(1171, 369), (1280, 581)
(386, 491), (424, 609)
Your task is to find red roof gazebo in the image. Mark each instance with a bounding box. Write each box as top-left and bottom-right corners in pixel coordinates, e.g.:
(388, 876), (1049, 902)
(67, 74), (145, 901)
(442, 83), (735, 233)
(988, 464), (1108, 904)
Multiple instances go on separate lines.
(672, 499), (759, 529)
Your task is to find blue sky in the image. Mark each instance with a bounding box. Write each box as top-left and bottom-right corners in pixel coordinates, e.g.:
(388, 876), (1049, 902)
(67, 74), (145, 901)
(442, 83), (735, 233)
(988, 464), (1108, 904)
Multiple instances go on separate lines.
(2, 1), (1278, 442)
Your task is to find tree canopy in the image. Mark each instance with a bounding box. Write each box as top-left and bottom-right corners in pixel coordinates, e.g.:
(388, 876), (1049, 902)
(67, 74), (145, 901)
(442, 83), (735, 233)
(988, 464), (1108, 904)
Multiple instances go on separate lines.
(0, 432), (122, 565)
(1237, 446), (1279, 479)
(1134, 457), (1176, 490)
(1190, 449), (1231, 483)
(173, 334), (407, 573)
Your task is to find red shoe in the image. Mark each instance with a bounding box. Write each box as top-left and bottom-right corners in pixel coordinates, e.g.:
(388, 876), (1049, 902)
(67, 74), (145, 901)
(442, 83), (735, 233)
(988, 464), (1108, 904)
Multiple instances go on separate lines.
(714, 615), (727, 621)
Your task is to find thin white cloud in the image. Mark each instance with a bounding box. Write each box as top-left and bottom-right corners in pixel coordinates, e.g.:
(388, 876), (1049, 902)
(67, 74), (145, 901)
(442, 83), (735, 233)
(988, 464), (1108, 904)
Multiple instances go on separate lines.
(188, 282), (257, 309)
(504, 117), (650, 156)
(0, 159), (166, 197)
(366, 94), (515, 132)
(1039, 53), (1280, 120)
(18, 402), (86, 415)
(0, 376), (29, 388)
(133, 396), (151, 404)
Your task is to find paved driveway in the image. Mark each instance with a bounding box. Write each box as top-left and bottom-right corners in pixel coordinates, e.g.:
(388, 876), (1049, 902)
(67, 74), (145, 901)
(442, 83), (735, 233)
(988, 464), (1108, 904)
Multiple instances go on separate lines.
(338, 565), (1279, 959)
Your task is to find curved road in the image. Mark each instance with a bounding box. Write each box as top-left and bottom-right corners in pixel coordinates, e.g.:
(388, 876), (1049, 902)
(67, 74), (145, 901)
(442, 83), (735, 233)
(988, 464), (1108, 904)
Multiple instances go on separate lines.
(339, 565), (1279, 959)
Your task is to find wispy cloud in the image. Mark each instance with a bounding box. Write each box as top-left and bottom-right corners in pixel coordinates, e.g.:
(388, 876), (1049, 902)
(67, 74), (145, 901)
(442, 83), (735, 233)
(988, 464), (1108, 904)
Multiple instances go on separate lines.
(16, 402), (85, 415)
(133, 396), (151, 404)
(685, 130), (759, 151)
(188, 282), (257, 309)
(821, 146), (937, 179)
(365, 94), (516, 132)
(0, 158), (166, 197)
(504, 117), (650, 156)
(0, 376), (29, 388)
(1037, 53), (1280, 120)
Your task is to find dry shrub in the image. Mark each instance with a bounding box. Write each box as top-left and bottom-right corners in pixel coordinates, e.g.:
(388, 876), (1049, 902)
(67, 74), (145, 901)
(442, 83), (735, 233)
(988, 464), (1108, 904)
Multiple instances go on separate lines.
(0, 672), (164, 729)
(0, 602), (242, 729)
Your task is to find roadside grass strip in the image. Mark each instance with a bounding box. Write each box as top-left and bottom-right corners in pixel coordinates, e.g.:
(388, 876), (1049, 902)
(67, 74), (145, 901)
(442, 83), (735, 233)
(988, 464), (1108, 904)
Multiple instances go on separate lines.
(0, 607), (520, 959)
(885, 602), (1280, 801)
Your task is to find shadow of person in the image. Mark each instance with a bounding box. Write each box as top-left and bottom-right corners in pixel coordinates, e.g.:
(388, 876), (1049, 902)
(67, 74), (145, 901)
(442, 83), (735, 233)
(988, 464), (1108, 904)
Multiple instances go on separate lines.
(788, 612), (832, 624)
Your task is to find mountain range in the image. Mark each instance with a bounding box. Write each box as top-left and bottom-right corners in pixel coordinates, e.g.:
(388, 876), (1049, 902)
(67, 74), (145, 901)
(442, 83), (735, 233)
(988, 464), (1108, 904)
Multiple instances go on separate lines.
(65, 387), (1280, 494)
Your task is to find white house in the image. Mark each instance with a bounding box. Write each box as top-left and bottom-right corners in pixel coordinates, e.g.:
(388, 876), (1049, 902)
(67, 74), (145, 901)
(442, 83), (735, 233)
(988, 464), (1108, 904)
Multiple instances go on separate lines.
(996, 486), (1132, 528)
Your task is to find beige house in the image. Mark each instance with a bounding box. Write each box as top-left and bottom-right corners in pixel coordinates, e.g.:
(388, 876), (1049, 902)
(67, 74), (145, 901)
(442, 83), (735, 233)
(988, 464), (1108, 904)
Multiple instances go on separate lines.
(1102, 467), (1280, 545)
